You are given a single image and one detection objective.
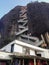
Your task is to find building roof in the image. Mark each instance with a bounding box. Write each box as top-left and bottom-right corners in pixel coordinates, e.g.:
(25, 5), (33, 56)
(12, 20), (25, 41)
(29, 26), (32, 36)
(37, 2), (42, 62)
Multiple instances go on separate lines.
(2, 39), (48, 52)
(14, 40), (48, 52)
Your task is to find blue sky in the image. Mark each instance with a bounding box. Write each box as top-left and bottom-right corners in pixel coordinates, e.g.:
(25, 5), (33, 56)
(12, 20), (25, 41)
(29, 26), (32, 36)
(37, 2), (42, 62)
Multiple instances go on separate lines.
(0, 0), (49, 19)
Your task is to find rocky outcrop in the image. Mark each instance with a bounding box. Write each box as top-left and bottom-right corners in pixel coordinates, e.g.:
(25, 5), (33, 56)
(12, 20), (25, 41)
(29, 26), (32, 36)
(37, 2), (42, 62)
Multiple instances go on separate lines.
(0, 2), (49, 48)
(27, 2), (49, 39)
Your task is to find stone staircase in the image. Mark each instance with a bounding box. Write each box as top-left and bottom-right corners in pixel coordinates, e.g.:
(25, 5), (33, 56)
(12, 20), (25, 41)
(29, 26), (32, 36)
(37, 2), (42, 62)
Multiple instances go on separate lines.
(15, 6), (43, 46)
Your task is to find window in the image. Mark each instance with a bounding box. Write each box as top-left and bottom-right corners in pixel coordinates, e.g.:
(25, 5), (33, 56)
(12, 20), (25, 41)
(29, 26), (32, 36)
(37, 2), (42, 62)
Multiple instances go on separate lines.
(23, 47), (30, 55)
(3, 49), (6, 52)
(11, 44), (14, 52)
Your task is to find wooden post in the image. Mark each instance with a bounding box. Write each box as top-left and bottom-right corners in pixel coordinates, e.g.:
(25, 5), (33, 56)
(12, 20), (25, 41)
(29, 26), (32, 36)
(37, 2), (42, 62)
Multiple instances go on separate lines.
(19, 59), (21, 65)
(34, 58), (36, 65)
(23, 59), (24, 65)
(41, 34), (45, 44)
(11, 58), (13, 65)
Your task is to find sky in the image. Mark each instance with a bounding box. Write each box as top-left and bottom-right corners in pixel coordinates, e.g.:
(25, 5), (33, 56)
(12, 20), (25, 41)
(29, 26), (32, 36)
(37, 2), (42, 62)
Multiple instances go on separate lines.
(0, 0), (49, 19)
